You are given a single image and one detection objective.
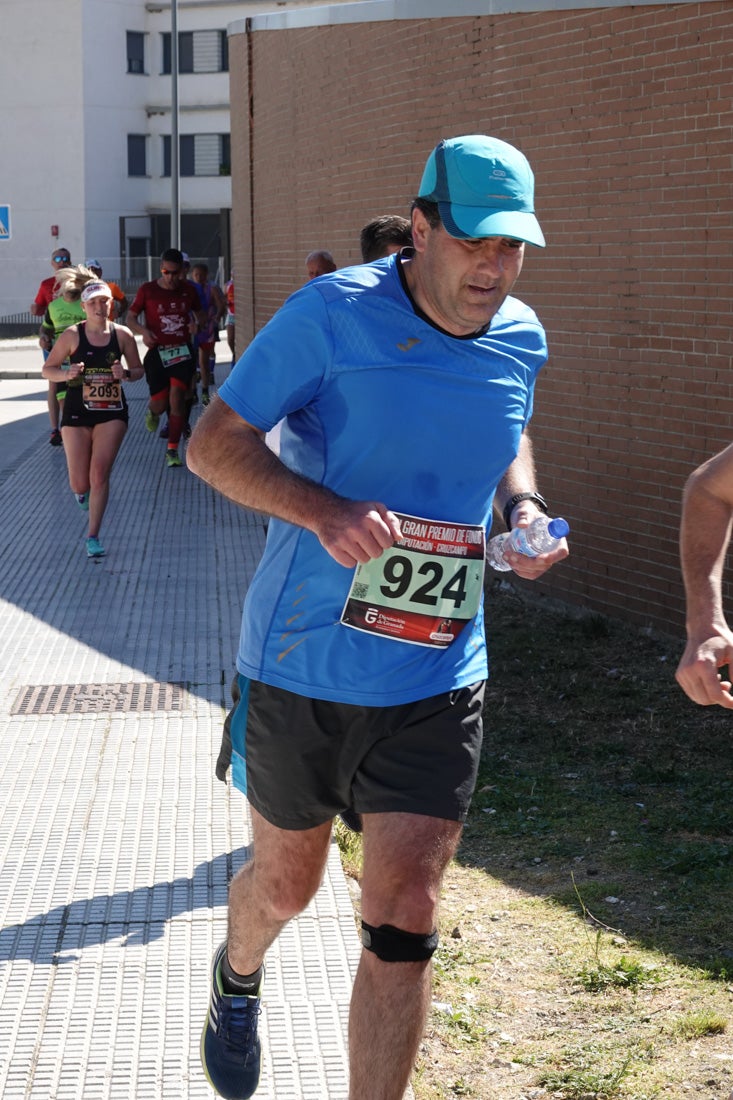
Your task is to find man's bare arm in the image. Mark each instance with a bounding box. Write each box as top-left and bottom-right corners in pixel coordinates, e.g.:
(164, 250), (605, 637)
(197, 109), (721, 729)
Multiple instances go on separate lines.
(186, 399), (402, 568)
(676, 443), (733, 705)
(494, 432), (540, 525)
(125, 307), (155, 347)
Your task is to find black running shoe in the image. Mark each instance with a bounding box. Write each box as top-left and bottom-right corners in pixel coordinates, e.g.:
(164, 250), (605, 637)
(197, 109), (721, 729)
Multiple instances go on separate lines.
(200, 943), (263, 1099)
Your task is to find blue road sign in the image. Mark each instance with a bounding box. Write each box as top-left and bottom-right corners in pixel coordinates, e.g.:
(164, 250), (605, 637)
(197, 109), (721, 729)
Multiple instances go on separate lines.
(0, 205), (10, 240)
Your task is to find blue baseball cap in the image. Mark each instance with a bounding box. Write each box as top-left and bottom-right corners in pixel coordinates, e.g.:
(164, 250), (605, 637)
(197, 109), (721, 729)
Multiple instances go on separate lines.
(418, 135), (545, 247)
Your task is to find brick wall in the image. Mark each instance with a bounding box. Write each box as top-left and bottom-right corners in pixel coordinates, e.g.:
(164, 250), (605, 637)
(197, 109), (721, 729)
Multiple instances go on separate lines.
(229, 2), (733, 635)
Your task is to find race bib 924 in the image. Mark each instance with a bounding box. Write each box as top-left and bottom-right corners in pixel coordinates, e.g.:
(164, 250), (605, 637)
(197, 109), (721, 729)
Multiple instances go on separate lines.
(340, 512), (486, 648)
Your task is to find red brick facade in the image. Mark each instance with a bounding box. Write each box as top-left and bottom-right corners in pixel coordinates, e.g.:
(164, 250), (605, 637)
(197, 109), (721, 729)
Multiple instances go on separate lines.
(229, 2), (733, 634)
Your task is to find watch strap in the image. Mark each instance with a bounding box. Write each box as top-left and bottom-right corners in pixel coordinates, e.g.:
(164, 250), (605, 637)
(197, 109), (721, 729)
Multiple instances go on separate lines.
(502, 491), (548, 531)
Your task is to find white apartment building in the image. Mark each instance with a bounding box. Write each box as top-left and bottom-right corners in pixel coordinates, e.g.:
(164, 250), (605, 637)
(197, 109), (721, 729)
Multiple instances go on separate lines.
(0, 0), (362, 324)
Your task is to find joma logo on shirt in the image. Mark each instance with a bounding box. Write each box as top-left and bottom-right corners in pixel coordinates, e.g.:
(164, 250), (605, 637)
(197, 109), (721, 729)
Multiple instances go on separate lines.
(397, 337), (421, 352)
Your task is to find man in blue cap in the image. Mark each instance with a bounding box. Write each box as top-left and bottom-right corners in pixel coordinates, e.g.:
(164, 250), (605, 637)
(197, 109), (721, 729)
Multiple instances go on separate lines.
(188, 134), (568, 1100)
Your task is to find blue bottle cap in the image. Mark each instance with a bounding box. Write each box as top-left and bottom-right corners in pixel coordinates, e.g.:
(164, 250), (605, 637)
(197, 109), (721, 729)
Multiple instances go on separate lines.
(547, 518), (570, 539)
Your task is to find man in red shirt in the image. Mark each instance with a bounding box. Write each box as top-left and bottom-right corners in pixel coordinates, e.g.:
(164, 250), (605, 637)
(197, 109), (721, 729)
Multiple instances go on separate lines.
(31, 247), (72, 318)
(31, 247), (73, 445)
(126, 248), (202, 468)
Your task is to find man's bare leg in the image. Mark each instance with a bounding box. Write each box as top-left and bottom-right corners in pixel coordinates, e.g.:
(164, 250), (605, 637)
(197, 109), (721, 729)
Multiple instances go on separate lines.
(47, 382), (59, 430)
(226, 805), (332, 977)
(348, 812), (463, 1100)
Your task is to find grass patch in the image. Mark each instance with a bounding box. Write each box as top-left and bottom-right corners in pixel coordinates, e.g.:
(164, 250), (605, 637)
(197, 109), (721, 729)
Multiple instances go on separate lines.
(671, 1010), (728, 1039)
(537, 1050), (634, 1100)
(579, 952), (661, 993)
(333, 816), (363, 881)
(409, 580), (733, 1099)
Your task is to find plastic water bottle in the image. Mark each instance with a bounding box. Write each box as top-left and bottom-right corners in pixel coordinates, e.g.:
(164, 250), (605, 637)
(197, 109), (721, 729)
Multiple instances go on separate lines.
(487, 515), (570, 572)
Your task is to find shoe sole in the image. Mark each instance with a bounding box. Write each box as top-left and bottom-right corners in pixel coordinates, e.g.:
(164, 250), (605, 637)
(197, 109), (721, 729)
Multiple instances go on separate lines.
(199, 1024), (218, 1096)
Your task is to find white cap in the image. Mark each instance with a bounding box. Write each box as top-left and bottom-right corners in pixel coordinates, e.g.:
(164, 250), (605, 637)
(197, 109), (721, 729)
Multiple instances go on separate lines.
(81, 281), (112, 302)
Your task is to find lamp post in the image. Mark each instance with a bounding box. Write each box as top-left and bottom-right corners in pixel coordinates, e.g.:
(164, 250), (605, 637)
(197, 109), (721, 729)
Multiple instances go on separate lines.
(170, 0), (180, 248)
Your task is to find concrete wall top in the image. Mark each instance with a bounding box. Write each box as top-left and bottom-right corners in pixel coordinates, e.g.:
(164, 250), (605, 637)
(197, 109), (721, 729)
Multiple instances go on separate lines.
(230, 0), (707, 34)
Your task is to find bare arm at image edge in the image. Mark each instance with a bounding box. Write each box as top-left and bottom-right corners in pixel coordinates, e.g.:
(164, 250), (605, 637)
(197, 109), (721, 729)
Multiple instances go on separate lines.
(676, 443), (733, 706)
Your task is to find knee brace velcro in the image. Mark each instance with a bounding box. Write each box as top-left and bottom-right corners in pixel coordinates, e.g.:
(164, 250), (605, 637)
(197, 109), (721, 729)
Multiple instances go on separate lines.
(361, 921), (438, 962)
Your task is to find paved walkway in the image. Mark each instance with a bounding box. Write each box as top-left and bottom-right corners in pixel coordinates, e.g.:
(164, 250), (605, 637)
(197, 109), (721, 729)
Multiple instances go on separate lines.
(0, 345), (370, 1099)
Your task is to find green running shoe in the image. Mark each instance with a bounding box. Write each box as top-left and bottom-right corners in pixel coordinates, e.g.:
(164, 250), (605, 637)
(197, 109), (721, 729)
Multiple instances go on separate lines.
(86, 537), (106, 559)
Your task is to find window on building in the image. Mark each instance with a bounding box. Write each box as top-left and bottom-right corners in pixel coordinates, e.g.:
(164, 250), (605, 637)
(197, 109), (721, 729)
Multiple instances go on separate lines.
(181, 135), (196, 177)
(127, 134), (147, 177)
(127, 31), (145, 74)
(221, 134), (231, 176)
(128, 237), (150, 258)
(163, 134), (230, 177)
(161, 30), (228, 74)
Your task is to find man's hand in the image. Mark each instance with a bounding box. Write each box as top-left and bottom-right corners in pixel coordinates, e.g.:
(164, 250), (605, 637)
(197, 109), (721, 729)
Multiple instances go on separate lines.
(675, 628), (733, 707)
(500, 539), (569, 580)
(125, 312), (155, 348)
(501, 504), (569, 580)
(315, 501), (403, 568)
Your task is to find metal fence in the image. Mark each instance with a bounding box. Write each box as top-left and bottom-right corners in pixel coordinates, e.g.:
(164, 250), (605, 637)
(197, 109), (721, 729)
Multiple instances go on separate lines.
(0, 256), (226, 336)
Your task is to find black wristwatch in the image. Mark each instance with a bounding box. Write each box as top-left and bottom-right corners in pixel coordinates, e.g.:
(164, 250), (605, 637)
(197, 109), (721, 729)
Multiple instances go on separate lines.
(502, 492), (548, 531)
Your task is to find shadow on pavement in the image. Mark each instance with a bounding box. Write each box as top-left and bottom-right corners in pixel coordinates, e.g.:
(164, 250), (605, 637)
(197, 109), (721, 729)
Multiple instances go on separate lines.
(0, 848), (250, 966)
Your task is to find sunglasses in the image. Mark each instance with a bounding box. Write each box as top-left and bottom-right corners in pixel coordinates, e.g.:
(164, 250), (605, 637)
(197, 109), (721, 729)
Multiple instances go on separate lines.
(53, 255), (70, 263)
(161, 268), (181, 275)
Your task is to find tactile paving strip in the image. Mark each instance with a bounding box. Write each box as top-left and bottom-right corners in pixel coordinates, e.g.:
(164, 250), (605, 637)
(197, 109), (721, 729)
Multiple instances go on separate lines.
(0, 383), (399, 1099)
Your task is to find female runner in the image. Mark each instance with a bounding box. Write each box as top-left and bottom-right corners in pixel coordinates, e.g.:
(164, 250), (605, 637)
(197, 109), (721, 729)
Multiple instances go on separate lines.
(42, 278), (144, 558)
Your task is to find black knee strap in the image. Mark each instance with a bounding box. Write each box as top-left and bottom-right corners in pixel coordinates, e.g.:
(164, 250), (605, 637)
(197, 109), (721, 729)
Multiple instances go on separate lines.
(361, 921), (439, 962)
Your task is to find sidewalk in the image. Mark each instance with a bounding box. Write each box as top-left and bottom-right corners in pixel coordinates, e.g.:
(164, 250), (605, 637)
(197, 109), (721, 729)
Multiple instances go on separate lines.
(0, 368), (368, 1099)
(0, 335), (43, 375)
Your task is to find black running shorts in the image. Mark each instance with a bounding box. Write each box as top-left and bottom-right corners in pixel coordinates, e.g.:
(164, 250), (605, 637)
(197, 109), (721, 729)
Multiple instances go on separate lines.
(227, 675), (485, 830)
(144, 344), (196, 394)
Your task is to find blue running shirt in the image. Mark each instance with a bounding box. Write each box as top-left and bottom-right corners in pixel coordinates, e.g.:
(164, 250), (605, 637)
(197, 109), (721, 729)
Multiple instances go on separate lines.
(218, 255), (547, 706)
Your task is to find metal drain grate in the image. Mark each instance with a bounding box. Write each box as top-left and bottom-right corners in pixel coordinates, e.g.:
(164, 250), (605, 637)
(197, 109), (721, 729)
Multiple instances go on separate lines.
(11, 681), (189, 716)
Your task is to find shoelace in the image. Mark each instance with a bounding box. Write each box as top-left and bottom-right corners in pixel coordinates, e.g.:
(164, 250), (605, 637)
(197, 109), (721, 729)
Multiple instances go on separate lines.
(219, 996), (261, 1050)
